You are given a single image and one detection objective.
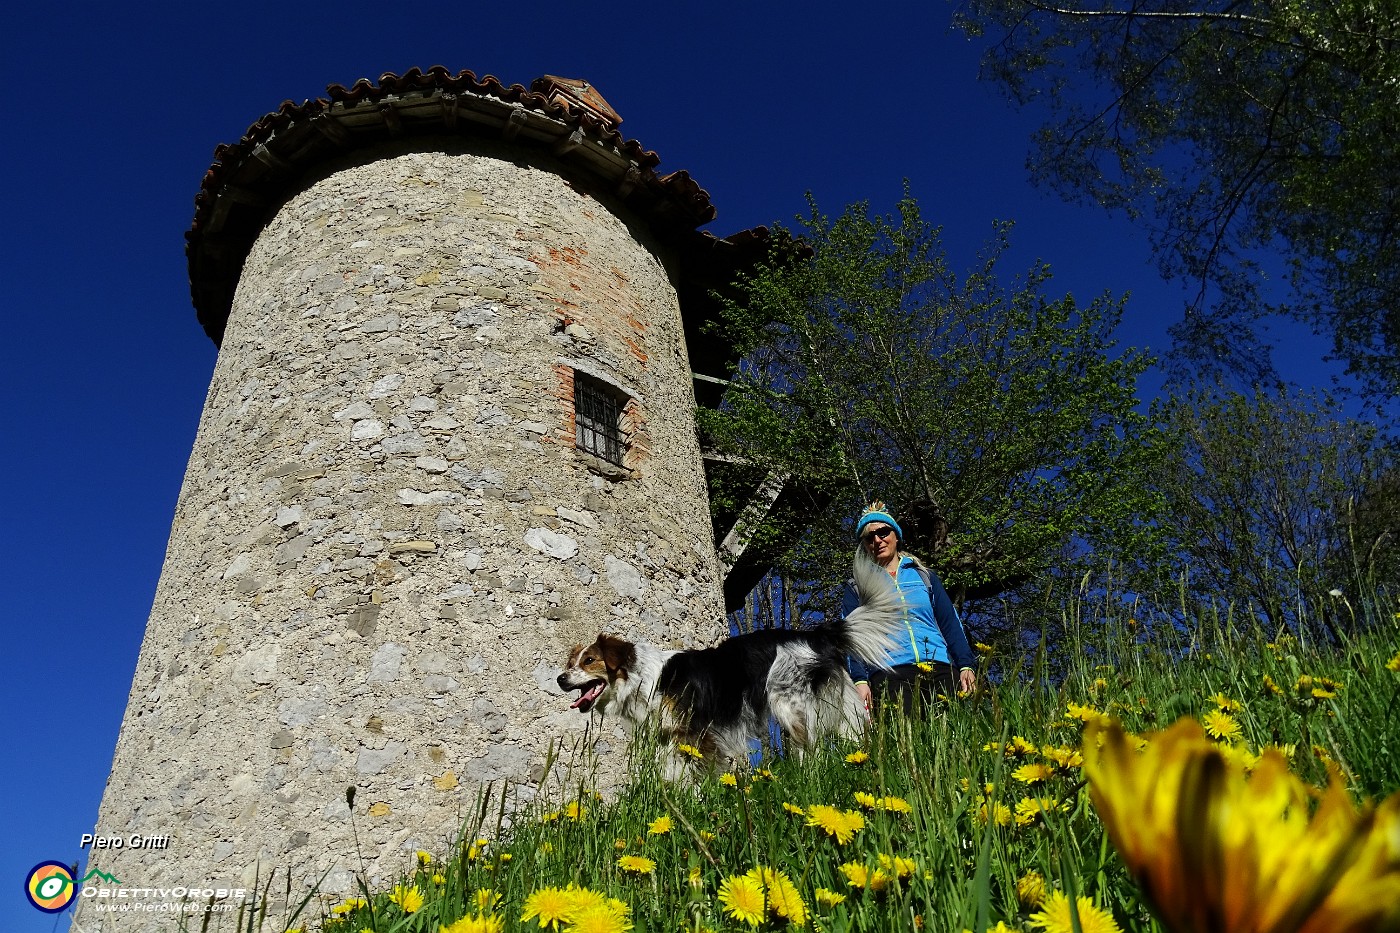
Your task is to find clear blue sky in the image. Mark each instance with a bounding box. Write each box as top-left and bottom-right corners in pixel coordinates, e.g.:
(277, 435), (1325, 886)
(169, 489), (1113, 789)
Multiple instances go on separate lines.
(0, 2), (1371, 930)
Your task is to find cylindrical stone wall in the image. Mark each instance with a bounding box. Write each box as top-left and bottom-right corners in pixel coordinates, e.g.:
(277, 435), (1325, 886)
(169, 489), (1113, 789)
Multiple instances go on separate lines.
(86, 139), (725, 919)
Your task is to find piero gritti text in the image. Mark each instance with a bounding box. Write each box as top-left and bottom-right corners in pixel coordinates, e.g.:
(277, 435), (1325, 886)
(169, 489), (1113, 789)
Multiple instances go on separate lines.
(80, 833), (171, 850)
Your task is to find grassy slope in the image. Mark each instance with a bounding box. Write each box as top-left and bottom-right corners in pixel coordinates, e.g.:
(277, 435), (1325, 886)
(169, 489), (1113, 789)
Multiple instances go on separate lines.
(224, 595), (1400, 933)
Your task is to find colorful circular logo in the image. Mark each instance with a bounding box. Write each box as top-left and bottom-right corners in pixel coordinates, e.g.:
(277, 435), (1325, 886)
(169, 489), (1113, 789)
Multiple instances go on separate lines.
(25, 861), (76, 913)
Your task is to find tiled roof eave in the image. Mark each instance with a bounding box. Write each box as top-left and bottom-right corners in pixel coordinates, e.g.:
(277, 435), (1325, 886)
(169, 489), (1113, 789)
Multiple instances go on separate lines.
(186, 69), (722, 344)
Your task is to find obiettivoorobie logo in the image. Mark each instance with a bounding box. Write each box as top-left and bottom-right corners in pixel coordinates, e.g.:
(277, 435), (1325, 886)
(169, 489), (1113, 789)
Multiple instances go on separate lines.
(24, 863), (118, 913)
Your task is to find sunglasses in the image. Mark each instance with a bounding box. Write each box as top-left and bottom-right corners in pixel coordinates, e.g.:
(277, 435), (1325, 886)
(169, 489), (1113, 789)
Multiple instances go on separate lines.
(862, 526), (896, 542)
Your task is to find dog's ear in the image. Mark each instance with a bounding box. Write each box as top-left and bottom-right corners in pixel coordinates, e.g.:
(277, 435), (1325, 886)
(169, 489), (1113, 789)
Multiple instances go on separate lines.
(594, 634), (636, 675)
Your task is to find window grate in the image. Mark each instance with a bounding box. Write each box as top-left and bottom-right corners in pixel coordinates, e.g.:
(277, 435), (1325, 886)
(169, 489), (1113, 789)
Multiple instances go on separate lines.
(574, 376), (627, 467)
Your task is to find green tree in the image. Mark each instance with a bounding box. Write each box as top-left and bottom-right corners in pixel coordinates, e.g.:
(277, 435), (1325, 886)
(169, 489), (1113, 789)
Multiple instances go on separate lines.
(703, 193), (1163, 634)
(1144, 385), (1395, 637)
(957, 0), (1400, 395)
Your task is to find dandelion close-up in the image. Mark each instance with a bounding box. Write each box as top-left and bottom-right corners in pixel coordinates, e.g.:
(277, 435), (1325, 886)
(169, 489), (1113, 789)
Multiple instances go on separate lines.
(845, 750), (870, 764)
(1013, 762), (1056, 784)
(1208, 692), (1242, 711)
(1201, 708), (1242, 741)
(521, 887), (575, 930)
(748, 866), (807, 927)
(567, 902), (633, 933)
(1027, 891), (1122, 933)
(975, 800), (1013, 827)
(814, 887), (846, 908)
(388, 883), (423, 913)
(1041, 745), (1084, 769)
(647, 814), (672, 835)
(805, 804), (865, 844)
(718, 873), (767, 927)
(1014, 796), (1063, 827)
(442, 914), (506, 933)
(616, 854), (655, 875)
(1016, 871), (1047, 909)
(1083, 716), (1400, 933)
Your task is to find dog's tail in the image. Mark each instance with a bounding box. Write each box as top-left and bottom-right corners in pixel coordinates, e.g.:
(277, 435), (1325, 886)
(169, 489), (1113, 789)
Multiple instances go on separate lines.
(832, 547), (904, 668)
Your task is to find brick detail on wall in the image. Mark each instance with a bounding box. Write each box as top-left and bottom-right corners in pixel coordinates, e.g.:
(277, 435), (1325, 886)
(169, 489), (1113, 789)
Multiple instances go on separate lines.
(550, 363), (650, 475)
(551, 363), (576, 446)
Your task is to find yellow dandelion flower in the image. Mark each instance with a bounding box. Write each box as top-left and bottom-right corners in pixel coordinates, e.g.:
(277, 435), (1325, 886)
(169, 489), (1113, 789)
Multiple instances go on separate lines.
(443, 915), (505, 933)
(331, 897), (367, 915)
(1262, 674), (1284, 696)
(975, 800), (1012, 827)
(719, 773), (739, 788)
(616, 855), (655, 875)
(753, 768), (775, 781)
(499, 853), (512, 863)
(874, 795), (912, 814)
(975, 641), (993, 654)
(688, 866), (703, 889)
(1013, 762), (1057, 784)
(1016, 870), (1047, 908)
(1313, 686), (1338, 700)
(539, 841), (554, 854)
(876, 853), (917, 878)
(473, 889), (501, 912)
(1201, 708), (1242, 742)
(1208, 692), (1242, 712)
(567, 902), (632, 933)
(1083, 716), (1400, 933)
(613, 838), (627, 851)
(805, 805), (864, 844)
(915, 661), (934, 672)
(1028, 891), (1122, 933)
(1386, 651), (1400, 673)
(782, 802), (805, 816)
(838, 862), (870, 889)
(431, 872), (446, 885)
(1011, 736), (1039, 756)
(718, 874), (766, 927)
(748, 866), (807, 927)
(964, 924), (1024, 933)
(1014, 796), (1063, 827)
(1066, 702), (1107, 724)
(845, 750), (870, 765)
(416, 849), (433, 866)
(814, 887), (846, 908)
(521, 887), (575, 929)
(676, 743), (703, 759)
(647, 814), (672, 835)
(1041, 745), (1084, 769)
(698, 830), (716, 842)
(389, 883), (423, 913)
(564, 801), (587, 821)
(562, 885), (608, 915)
(853, 791), (877, 808)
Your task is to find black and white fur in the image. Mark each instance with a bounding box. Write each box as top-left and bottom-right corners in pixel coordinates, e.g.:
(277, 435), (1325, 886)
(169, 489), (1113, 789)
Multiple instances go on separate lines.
(556, 548), (901, 770)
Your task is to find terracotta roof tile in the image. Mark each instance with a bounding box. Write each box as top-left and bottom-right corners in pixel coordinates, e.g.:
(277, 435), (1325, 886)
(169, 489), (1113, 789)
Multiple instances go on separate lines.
(186, 68), (742, 343)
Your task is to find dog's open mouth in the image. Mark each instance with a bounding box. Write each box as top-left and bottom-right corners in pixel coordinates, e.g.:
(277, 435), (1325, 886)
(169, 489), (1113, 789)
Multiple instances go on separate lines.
(570, 679), (606, 712)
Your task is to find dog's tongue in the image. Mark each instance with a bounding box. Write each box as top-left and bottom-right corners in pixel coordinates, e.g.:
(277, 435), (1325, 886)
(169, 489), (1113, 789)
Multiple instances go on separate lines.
(571, 683), (604, 710)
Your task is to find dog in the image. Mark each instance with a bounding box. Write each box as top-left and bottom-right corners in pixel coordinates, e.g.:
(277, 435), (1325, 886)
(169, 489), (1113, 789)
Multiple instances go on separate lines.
(556, 548), (902, 770)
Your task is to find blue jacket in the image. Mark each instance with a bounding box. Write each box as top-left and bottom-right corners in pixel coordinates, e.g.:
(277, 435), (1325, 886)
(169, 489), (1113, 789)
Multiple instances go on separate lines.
(844, 557), (976, 682)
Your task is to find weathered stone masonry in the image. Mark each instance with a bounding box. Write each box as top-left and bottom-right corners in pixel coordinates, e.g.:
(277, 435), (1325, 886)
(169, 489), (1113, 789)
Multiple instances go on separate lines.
(83, 71), (775, 928)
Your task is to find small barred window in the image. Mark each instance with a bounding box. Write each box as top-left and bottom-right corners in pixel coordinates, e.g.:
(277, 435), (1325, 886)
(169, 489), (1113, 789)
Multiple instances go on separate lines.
(574, 375), (627, 467)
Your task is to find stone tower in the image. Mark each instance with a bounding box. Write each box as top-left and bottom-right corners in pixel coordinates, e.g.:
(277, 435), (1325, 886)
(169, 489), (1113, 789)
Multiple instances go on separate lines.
(84, 68), (775, 919)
